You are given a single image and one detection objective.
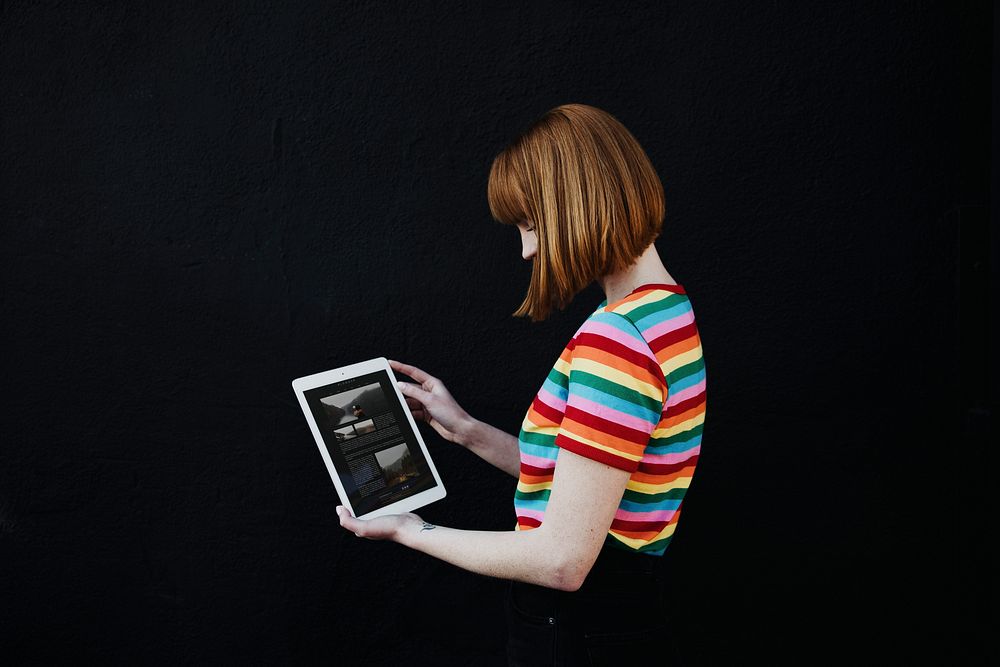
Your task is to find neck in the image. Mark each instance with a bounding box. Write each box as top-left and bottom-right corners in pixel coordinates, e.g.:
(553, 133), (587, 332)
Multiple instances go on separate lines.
(597, 243), (676, 304)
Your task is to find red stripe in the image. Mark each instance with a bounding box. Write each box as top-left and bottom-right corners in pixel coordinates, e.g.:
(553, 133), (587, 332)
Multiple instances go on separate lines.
(556, 434), (639, 472)
(637, 283), (686, 294)
(637, 453), (700, 475)
(647, 320), (699, 352)
(611, 518), (671, 532)
(520, 462), (553, 476)
(517, 516), (541, 528)
(563, 404), (653, 443)
(532, 393), (564, 423)
(670, 390), (707, 416)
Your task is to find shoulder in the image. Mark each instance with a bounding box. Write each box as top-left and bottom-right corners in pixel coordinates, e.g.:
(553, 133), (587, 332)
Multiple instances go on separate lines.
(576, 284), (689, 355)
(571, 309), (651, 358)
(569, 310), (667, 393)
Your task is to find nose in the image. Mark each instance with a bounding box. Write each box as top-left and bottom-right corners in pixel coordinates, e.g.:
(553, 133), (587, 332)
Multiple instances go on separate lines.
(518, 226), (537, 261)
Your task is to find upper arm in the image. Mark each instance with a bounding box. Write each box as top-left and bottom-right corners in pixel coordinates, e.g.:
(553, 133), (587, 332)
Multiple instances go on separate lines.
(538, 313), (667, 590)
(541, 449), (633, 590)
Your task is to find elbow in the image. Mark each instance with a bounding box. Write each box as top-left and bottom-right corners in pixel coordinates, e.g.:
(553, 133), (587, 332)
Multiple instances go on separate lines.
(551, 557), (587, 592)
(535, 529), (593, 591)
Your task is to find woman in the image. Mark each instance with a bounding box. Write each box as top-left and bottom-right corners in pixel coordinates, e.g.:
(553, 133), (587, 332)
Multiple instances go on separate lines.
(336, 103), (707, 666)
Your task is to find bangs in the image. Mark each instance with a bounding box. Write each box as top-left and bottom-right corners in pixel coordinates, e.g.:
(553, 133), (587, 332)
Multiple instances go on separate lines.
(487, 148), (529, 226)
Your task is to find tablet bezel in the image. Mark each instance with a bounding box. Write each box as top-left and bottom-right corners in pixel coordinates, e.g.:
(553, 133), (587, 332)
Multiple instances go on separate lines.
(292, 356), (447, 520)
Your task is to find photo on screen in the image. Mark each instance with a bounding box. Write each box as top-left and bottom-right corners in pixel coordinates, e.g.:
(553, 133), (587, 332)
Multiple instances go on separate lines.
(318, 381), (390, 427)
(374, 443), (420, 487)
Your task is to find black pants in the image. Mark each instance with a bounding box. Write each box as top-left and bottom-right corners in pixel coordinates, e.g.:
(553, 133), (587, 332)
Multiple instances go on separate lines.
(504, 542), (683, 666)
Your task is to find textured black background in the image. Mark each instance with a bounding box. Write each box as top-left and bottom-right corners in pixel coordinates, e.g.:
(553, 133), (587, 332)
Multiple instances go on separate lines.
(1, 2), (992, 665)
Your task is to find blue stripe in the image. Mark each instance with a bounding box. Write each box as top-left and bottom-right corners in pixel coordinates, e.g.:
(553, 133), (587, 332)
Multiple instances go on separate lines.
(565, 380), (661, 424)
(518, 441), (558, 459)
(620, 498), (682, 512)
(645, 434), (700, 455)
(632, 301), (692, 331)
(588, 311), (649, 339)
(514, 498), (548, 511)
(541, 376), (567, 403)
(668, 366), (706, 394)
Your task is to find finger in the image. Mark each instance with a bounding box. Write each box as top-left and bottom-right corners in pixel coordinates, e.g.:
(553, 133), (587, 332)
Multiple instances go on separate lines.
(388, 359), (435, 385)
(400, 395), (425, 417)
(397, 380), (433, 405)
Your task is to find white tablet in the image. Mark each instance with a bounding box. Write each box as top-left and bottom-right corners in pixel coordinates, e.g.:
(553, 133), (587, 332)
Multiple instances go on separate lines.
(292, 357), (447, 520)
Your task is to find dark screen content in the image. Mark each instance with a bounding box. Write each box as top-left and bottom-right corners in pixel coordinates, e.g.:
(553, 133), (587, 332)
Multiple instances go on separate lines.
(304, 369), (437, 516)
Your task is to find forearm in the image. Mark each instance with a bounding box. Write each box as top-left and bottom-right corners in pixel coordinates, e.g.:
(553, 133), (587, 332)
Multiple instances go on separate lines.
(394, 518), (575, 590)
(456, 418), (521, 478)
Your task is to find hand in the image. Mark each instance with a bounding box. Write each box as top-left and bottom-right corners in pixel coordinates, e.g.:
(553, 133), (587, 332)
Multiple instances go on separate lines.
(389, 359), (474, 446)
(336, 505), (423, 542)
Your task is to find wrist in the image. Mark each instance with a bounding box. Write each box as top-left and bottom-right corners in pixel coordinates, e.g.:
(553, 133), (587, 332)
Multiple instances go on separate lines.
(454, 415), (479, 449)
(394, 514), (434, 548)
(392, 514), (416, 546)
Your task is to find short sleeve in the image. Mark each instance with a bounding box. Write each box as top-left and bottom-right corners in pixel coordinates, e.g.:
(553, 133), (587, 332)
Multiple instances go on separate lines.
(554, 312), (668, 472)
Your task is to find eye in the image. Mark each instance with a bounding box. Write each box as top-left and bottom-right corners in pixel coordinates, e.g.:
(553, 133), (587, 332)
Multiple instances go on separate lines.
(525, 226), (535, 233)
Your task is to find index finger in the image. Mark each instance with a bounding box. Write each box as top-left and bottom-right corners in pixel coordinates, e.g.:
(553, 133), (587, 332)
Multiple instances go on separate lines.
(387, 359), (433, 384)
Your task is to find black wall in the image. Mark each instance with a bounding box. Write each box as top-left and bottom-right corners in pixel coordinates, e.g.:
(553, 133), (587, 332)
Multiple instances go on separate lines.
(2, 2), (992, 664)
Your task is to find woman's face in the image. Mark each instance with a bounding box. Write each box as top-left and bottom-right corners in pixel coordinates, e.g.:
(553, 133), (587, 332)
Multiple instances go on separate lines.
(516, 220), (537, 261)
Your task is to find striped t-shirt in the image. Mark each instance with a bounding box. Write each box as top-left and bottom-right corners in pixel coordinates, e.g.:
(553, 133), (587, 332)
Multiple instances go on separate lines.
(513, 282), (707, 556)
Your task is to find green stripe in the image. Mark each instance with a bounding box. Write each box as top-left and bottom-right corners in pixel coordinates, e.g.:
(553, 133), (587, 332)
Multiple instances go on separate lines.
(622, 487), (688, 504)
(570, 370), (663, 414)
(665, 356), (705, 385)
(514, 488), (551, 501)
(547, 366), (568, 389)
(647, 422), (704, 447)
(519, 430), (557, 447)
(626, 293), (688, 322)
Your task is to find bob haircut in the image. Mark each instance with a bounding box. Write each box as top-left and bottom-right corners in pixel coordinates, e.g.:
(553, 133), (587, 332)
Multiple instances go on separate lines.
(487, 103), (665, 322)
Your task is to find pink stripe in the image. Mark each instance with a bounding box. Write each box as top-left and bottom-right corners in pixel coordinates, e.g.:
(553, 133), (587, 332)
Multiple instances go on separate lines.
(615, 508), (677, 522)
(568, 393), (657, 431)
(582, 321), (658, 361)
(665, 378), (706, 408)
(642, 444), (700, 464)
(520, 452), (556, 468)
(536, 386), (567, 412)
(645, 310), (695, 341)
(516, 508), (545, 522)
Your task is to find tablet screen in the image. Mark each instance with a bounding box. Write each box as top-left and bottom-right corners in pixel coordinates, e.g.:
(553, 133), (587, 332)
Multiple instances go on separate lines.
(302, 369), (438, 516)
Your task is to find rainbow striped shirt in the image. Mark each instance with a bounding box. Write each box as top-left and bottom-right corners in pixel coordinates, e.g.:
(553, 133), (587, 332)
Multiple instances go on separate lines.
(513, 283), (707, 556)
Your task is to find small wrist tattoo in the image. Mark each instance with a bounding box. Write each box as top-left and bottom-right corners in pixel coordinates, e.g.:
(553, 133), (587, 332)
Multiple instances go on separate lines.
(420, 522), (436, 532)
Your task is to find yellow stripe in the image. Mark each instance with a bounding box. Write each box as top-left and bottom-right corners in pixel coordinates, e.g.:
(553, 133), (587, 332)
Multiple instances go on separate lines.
(610, 521), (678, 548)
(553, 355), (571, 375)
(651, 412), (705, 438)
(560, 432), (642, 463)
(522, 415), (560, 435)
(662, 347), (702, 376)
(626, 475), (694, 494)
(517, 480), (553, 492)
(607, 291), (667, 316)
